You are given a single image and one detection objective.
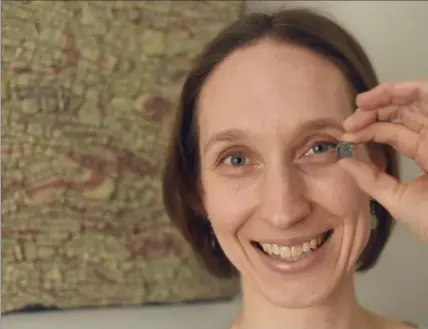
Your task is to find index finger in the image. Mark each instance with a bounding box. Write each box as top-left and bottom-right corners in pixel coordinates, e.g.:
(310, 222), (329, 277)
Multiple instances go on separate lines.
(357, 80), (427, 110)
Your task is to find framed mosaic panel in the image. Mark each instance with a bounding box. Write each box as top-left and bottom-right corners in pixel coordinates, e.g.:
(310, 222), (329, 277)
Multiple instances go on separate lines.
(1, 0), (244, 313)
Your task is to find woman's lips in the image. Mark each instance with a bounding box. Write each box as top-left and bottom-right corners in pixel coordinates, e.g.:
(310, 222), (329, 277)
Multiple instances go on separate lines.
(252, 229), (333, 262)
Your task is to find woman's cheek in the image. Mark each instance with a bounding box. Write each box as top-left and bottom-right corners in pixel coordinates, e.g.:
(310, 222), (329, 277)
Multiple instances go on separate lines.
(202, 174), (258, 230)
(302, 166), (372, 268)
(302, 164), (370, 220)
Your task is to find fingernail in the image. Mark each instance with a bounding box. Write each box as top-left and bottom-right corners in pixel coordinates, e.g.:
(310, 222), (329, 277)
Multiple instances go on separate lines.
(341, 133), (356, 142)
(342, 118), (356, 131)
(337, 157), (359, 173)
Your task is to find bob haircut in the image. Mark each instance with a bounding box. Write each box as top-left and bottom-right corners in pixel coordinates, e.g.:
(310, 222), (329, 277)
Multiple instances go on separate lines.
(162, 7), (399, 278)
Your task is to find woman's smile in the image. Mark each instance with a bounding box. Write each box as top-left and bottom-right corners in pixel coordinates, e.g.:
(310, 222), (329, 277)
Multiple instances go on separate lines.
(253, 228), (333, 262)
(250, 228), (334, 275)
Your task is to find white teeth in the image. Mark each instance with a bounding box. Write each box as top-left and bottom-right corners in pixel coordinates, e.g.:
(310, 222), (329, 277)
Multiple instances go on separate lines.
(291, 245), (302, 257)
(279, 246), (291, 258)
(260, 233), (327, 262)
(273, 244), (280, 254)
(310, 239), (317, 249)
(302, 241), (310, 252)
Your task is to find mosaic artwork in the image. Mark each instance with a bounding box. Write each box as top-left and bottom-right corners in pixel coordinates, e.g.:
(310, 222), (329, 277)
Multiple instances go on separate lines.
(1, 0), (243, 313)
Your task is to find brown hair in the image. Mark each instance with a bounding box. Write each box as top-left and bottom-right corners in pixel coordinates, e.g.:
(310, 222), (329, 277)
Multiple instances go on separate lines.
(162, 7), (398, 278)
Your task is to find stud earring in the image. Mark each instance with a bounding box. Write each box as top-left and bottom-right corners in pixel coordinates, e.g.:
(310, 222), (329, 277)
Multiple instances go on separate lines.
(207, 219), (217, 248)
(210, 228), (218, 248)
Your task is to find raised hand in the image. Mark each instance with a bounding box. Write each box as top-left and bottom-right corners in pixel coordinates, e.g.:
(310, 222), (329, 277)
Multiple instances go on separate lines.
(339, 81), (428, 243)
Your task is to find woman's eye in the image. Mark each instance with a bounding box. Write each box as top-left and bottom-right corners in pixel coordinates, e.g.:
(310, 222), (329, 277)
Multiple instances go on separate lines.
(305, 141), (337, 156)
(222, 154), (248, 166)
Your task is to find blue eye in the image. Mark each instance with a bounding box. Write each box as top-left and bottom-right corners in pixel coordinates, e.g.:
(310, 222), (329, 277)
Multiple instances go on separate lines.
(223, 154), (247, 166)
(307, 142), (337, 155)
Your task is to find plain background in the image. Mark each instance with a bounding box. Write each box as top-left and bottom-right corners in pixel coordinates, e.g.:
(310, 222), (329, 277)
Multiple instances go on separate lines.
(247, 0), (428, 323)
(3, 1), (428, 328)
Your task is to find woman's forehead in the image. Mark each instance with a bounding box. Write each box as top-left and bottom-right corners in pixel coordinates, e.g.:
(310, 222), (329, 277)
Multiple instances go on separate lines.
(198, 40), (352, 126)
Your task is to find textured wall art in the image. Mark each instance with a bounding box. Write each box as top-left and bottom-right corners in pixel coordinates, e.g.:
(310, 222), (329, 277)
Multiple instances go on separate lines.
(1, 0), (243, 313)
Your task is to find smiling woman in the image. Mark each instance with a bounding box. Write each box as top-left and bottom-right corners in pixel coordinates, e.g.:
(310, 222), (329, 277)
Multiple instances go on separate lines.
(161, 6), (428, 329)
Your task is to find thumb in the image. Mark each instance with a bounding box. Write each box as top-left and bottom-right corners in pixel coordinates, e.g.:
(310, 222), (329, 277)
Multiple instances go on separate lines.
(338, 158), (403, 214)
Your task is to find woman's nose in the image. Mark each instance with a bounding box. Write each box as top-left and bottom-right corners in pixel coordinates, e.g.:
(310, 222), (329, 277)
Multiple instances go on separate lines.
(259, 166), (311, 229)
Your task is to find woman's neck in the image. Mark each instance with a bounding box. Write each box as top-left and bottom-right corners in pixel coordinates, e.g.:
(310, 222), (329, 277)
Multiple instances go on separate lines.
(234, 274), (376, 329)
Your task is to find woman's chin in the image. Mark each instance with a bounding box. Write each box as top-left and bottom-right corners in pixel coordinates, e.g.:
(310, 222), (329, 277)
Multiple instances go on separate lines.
(256, 275), (343, 309)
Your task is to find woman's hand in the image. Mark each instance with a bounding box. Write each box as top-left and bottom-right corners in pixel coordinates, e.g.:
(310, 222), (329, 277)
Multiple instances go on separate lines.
(338, 80), (428, 243)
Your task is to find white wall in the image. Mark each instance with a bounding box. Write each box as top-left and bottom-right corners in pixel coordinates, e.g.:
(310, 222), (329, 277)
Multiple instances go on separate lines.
(247, 0), (428, 324)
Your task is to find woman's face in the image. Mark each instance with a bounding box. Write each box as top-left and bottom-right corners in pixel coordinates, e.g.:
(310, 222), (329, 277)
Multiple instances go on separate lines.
(197, 39), (373, 308)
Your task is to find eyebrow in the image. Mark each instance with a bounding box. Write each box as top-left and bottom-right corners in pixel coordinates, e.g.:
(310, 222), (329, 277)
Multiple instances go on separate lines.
(202, 128), (244, 154)
(202, 118), (343, 154)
